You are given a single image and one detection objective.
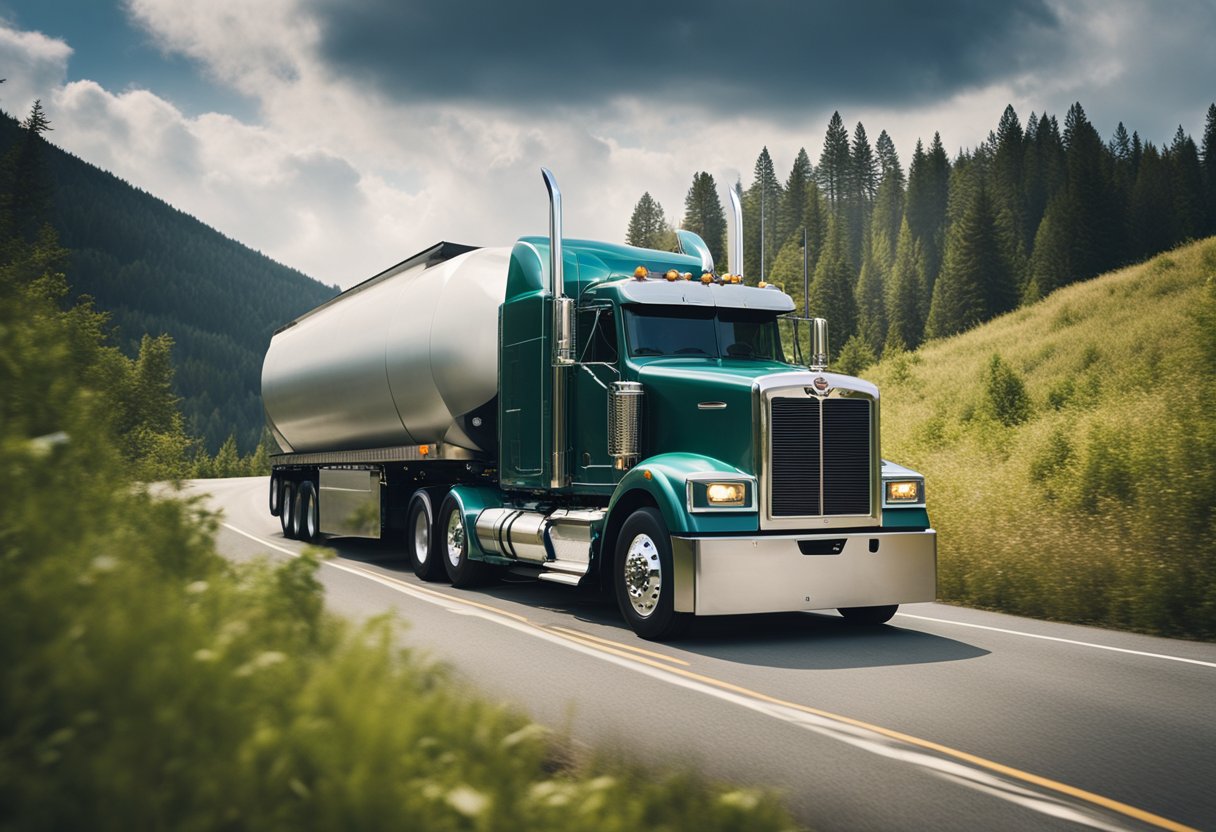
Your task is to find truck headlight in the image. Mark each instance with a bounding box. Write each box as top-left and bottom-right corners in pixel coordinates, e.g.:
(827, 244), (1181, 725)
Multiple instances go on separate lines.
(706, 482), (747, 506)
(687, 477), (754, 512)
(884, 480), (923, 505)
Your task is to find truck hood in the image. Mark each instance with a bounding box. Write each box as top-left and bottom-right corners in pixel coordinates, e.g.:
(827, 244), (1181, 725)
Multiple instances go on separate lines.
(634, 358), (797, 474)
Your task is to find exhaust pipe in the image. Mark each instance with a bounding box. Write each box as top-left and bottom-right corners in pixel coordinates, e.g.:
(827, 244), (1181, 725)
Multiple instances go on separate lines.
(542, 168), (572, 488)
(809, 318), (829, 372)
(727, 187), (744, 278)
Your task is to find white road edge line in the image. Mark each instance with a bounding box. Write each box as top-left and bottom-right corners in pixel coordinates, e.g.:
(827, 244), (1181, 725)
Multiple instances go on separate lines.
(218, 521), (1150, 831)
(895, 613), (1216, 670)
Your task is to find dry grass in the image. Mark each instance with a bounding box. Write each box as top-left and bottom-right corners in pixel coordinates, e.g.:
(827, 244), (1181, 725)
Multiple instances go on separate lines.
(868, 238), (1216, 639)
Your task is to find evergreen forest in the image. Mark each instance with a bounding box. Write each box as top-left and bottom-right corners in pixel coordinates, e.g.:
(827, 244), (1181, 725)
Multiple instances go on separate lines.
(628, 102), (1216, 365)
(0, 110), (337, 455)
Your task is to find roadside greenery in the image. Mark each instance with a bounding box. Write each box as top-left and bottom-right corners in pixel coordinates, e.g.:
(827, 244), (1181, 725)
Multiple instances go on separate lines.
(0, 157), (794, 832)
(870, 239), (1216, 639)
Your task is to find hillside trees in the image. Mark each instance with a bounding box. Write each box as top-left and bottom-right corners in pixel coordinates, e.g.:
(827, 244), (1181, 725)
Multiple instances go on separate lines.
(626, 192), (675, 250)
(681, 172), (727, 267)
(703, 99), (1216, 358)
(743, 147), (783, 279)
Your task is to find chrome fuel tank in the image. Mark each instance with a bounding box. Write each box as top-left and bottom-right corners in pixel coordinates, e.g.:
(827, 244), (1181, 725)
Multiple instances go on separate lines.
(262, 246), (511, 454)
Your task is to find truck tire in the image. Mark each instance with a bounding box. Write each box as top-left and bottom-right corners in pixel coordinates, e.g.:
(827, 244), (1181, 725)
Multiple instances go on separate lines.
(280, 481), (297, 539)
(407, 489), (446, 582)
(269, 472), (282, 516)
(838, 605), (898, 625)
(439, 494), (495, 588)
(294, 481), (320, 542)
(614, 508), (690, 641)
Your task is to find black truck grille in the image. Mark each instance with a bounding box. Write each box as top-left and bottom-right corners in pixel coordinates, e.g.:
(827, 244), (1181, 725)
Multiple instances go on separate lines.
(770, 396), (872, 517)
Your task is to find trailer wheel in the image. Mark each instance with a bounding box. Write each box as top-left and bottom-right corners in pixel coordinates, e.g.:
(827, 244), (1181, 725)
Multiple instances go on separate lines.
(838, 605), (898, 625)
(280, 481), (297, 539)
(439, 495), (495, 588)
(269, 472), (282, 516)
(406, 490), (446, 582)
(294, 481), (320, 542)
(614, 508), (690, 641)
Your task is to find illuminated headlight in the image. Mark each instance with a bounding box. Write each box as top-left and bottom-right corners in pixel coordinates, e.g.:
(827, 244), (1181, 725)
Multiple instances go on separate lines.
(884, 480), (923, 505)
(687, 478), (754, 512)
(706, 482), (747, 506)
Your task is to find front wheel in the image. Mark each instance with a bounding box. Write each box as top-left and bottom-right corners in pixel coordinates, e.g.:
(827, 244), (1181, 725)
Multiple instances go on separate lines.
(439, 495), (496, 588)
(614, 507), (690, 641)
(838, 605), (898, 625)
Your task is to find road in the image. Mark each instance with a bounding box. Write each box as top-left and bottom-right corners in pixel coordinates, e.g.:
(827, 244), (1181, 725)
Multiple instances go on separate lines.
(189, 477), (1216, 832)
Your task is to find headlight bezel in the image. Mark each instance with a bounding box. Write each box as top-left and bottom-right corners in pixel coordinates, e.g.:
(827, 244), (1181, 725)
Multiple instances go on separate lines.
(686, 474), (757, 513)
(883, 478), (925, 507)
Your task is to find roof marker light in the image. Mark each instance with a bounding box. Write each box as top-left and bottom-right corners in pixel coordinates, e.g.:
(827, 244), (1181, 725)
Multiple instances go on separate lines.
(665, 269), (679, 282)
(633, 266), (648, 281)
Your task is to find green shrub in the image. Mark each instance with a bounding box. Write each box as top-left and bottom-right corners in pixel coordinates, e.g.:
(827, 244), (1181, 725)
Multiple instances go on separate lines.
(0, 230), (795, 832)
(983, 354), (1031, 426)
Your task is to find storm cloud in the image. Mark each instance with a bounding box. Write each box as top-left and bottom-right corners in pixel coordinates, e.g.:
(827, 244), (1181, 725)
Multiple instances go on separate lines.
(312, 0), (1063, 114)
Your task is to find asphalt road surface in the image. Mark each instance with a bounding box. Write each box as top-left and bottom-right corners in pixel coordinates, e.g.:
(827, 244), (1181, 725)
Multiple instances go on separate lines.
(188, 477), (1216, 832)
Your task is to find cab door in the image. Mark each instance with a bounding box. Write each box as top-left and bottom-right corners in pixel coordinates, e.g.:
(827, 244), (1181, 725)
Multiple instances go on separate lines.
(572, 304), (620, 490)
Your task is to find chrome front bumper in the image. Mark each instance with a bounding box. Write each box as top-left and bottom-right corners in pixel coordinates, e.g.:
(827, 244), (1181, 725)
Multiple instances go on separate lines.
(670, 529), (937, 615)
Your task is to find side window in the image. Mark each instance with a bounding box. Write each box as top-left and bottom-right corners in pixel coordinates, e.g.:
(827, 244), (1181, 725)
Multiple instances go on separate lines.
(578, 307), (618, 363)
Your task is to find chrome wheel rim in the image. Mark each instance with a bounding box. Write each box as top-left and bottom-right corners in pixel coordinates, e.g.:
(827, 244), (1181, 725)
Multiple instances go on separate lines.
(623, 533), (661, 618)
(446, 511), (464, 568)
(413, 508), (430, 563)
(306, 494), (318, 538)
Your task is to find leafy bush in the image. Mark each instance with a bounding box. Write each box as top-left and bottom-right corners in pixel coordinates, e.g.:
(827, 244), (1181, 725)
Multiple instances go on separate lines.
(0, 231), (794, 831)
(983, 354), (1031, 427)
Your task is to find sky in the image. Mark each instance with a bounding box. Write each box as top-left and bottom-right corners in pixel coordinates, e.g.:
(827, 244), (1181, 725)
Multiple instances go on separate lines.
(0, 0), (1213, 288)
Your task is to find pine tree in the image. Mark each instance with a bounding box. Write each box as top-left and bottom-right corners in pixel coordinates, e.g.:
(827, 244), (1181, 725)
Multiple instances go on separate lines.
(777, 148), (812, 247)
(743, 148), (783, 279)
(1023, 112), (1065, 244)
(1202, 103), (1216, 235)
(681, 172), (727, 267)
(808, 214), (857, 352)
(885, 219), (925, 351)
(854, 252), (886, 356)
(990, 105), (1029, 266)
(1170, 125), (1206, 240)
(1061, 102), (1118, 279)
(1025, 193), (1072, 301)
(875, 130), (902, 189)
(768, 234), (809, 312)
(625, 192), (670, 250)
(903, 134), (950, 296)
(816, 112), (851, 209)
(802, 180), (828, 277)
(1, 101), (55, 242)
(845, 122), (878, 268)
(926, 183), (1016, 339)
(1127, 143), (1174, 262)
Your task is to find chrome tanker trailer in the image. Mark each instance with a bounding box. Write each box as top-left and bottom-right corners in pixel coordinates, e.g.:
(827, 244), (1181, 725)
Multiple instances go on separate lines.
(263, 169), (936, 639)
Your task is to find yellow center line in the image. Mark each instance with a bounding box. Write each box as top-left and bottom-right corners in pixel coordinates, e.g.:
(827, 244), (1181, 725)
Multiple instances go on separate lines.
(548, 625), (691, 666)
(224, 522), (1196, 832)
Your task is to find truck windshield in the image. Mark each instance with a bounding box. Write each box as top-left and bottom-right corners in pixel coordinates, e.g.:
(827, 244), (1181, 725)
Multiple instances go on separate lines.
(623, 306), (785, 361)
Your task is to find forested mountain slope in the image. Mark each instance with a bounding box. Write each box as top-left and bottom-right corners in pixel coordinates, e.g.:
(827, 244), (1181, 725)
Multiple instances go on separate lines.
(0, 113), (338, 452)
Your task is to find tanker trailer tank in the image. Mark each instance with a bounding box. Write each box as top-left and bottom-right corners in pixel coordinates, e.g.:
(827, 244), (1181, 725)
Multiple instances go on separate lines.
(262, 246), (511, 455)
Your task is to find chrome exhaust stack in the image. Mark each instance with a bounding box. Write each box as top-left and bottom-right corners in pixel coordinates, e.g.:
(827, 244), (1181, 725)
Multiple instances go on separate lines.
(542, 168), (572, 488)
(809, 317), (829, 372)
(608, 381), (643, 470)
(727, 187), (744, 278)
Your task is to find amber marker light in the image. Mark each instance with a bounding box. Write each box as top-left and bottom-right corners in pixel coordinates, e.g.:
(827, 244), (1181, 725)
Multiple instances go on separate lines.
(706, 482), (746, 506)
(682, 272), (692, 281)
(665, 269), (679, 281)
(633, 265), (649, 280)
(700, 273), (714, 284)
(643, 469), (653, 480)
(885, 480), (921, 503)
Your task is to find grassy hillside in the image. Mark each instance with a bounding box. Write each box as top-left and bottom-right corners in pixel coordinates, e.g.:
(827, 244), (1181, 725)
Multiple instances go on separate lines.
(0, 113), (338, 453)
(869, 238), (1216, 639)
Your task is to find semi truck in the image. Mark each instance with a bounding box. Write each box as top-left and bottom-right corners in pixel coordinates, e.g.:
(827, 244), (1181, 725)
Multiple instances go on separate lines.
(262, 169), (936, 639)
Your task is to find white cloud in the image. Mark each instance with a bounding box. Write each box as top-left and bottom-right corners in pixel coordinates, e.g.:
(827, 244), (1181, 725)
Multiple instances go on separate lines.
(0, 22), (72, 119)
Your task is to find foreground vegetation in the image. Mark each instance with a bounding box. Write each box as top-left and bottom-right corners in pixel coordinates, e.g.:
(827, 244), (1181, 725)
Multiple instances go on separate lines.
(0, 207), (792, 832)
(869, 239), (1216, 639)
